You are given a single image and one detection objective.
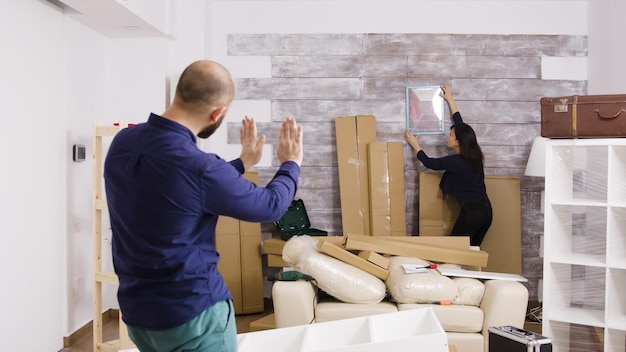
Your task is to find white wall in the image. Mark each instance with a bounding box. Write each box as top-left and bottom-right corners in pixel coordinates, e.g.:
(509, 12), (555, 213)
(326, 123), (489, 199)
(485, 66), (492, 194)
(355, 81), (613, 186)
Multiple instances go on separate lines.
(63, 17), (174, 333)
(63, 0), (209, 338)
(2, 0), (625, 350)
(63, 15), (110, 336)
(587, 0), (626, 93)
(0, 1), (66, 351)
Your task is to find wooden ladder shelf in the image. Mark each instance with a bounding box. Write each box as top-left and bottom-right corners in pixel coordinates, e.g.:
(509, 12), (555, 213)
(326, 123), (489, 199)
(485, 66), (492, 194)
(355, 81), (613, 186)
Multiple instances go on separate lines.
(92, 121), (135, 352)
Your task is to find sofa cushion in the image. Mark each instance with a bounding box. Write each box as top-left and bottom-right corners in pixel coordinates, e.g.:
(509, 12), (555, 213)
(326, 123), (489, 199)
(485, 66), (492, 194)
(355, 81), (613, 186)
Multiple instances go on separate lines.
(386, 256), (458, 304)
(397, 303), (484, 333)
(282, 235), (387, 304)
(314, 300), (399, 323)
(452, 277), (485, 306)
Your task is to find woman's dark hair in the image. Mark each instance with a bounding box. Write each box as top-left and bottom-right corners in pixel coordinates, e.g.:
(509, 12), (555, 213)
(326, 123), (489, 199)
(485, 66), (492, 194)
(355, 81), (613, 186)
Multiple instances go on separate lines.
(452, 123), (484, 172)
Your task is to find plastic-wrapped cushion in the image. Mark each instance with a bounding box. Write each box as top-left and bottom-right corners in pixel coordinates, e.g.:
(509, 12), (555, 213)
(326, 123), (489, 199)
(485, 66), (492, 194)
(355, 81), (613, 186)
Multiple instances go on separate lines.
(385, 256), (457, 304)
(282, 235), (386, 304)
(452, 277), (485, 306)
(436, 264), (485, 306)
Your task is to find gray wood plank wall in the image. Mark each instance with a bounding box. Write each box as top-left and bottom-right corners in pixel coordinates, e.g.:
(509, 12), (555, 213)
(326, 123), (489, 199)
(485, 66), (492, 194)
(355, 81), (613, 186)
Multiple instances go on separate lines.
(226, 33), (588, 300)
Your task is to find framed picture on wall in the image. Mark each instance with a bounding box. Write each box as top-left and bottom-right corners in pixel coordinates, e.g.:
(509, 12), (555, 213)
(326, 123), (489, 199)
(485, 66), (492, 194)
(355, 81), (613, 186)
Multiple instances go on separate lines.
(405, 85), (445, 135)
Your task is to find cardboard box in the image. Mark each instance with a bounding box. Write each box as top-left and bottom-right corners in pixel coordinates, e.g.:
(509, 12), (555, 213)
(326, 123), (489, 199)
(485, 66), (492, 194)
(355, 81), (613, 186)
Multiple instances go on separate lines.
(263, 236), (345, 256)
(481, 176), (522, 274)
(352, 234), (471, 250)
(317, 240), (389, 280)
(215, 204), (243, 313)
(216, 234), (242, 311)
(418, 172), (458, 236)
(418, 172), (521, 274)
(358, 250), (390, 269)
(215, 172), (264, 315)
(335, 115), (377, 236)
(241, 235), (263, 314)
(344, 234), (488, 267)
(367, 142), (406, 237)
(267, 253), (287, 268)
(216, 215), (239, 234)
(262, 237), (287, 255)
(237, 308), (448, 352)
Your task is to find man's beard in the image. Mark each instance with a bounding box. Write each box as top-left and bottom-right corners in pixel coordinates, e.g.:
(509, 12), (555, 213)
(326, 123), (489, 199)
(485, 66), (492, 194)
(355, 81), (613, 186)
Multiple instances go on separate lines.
(197, 114), (225, 139)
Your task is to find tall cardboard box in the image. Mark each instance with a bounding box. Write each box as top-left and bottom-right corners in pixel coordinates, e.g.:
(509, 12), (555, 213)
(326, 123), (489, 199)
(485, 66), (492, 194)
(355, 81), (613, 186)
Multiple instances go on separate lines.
(367, 142), (406, 236)
(216, 172), (264, 314)
(481, 176), (522, 275)
(240, 219), (263, 314)
(216, 216), (242, 311)
(335, 115), (377, 236)
(418, 172), (521, 274)
(418, 172), (459, 236)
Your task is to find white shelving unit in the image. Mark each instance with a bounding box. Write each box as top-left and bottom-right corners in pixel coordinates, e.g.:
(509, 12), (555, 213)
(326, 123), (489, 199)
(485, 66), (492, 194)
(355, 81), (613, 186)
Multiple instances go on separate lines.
(542, 138), (626, 352)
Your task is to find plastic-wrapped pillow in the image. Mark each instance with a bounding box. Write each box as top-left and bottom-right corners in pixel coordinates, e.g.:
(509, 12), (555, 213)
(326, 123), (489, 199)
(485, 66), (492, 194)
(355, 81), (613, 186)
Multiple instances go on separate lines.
(435, 264), (485, 306)
(452, 277), (485, 306)
(282, 235), (386, 304)
(385, 256), (457, 304)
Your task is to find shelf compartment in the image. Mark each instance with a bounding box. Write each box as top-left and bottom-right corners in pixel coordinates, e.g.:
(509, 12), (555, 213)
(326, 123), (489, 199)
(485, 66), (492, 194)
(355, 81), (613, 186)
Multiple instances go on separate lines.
(237, 324), (306, 352)
(302, 315), (373, 350)
(544, 263), (605, 326)
(606, 328), (626, 352)
(548, 145), (608, 203)
(608, 145), (626, 205)
(547, 204), (607, 262)
(608, 207), (626, 268)
(606, 268), (626, 331)
(543, 321), (604, 352)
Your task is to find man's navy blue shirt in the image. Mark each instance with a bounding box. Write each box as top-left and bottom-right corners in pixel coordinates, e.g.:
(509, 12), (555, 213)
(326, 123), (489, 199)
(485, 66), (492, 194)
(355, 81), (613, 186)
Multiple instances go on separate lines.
(104, 113), (300, 330)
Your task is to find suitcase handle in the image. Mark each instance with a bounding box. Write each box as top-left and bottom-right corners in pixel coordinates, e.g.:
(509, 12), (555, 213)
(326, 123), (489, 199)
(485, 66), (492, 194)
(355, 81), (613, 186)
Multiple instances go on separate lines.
(594, 108), (626, 119)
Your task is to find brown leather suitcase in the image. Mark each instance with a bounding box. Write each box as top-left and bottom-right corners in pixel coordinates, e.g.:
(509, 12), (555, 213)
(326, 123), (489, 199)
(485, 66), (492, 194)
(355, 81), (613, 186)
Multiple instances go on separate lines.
(540, 94), (626, 138)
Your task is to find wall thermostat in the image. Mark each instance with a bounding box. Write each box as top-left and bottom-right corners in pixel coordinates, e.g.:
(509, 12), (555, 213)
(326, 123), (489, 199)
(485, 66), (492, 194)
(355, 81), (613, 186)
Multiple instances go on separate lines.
(73, 144), (86, 162)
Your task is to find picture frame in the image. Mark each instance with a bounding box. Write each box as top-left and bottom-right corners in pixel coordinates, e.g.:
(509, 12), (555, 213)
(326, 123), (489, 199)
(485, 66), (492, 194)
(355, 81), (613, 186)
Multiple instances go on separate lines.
(405, 85), (445, 135)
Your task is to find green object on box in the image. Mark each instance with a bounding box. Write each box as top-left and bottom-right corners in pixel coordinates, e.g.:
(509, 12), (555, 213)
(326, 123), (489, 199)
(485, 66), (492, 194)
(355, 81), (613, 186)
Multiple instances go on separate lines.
(275, 199), (328, 241)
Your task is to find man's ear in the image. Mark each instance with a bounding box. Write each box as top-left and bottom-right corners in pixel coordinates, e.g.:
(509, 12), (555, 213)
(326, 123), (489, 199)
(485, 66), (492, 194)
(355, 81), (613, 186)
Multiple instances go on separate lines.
(209, 105), (227, 123)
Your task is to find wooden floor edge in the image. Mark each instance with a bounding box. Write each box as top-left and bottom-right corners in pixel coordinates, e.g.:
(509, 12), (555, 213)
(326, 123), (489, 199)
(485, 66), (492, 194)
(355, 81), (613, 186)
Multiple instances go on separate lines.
(63, 309), (120, 347)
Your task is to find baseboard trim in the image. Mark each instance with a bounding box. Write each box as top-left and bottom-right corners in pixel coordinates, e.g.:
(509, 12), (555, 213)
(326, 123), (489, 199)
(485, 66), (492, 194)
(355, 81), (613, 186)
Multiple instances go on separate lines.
(63, 309), (119, 348)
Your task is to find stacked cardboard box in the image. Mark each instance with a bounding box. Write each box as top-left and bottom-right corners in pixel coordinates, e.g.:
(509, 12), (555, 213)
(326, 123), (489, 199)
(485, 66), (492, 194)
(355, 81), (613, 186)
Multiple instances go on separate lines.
(367, 142), (407, 236)
(335, 115), (406, 237)
(335, 115), (377, 236)
(216, 172), (264, 315)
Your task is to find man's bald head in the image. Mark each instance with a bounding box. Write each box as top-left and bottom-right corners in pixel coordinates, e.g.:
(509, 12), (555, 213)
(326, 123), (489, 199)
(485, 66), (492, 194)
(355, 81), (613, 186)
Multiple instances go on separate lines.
(174, 60), (235, 115)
